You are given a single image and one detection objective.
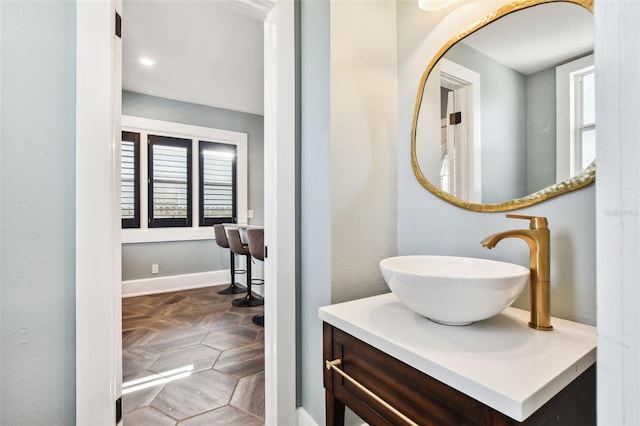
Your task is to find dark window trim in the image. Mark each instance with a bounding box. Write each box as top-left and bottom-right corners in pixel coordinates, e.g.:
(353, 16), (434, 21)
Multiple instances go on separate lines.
(148, 134), (193, 228)
(198, 140), (237, 226)
(121, 131), (140, 229)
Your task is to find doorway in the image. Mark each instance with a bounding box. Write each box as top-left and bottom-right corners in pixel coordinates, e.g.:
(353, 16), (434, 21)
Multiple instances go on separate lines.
(438, 58), (482, 203)
(76, 2), (297, 424)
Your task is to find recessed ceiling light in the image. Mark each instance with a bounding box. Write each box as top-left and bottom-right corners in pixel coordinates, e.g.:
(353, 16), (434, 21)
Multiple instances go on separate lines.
(138, 57), (156, 67)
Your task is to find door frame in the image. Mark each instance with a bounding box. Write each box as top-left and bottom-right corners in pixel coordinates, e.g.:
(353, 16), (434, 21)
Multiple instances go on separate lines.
(439, 58), (482, 203)
(75, 1), (297, 424)
(76, 1), (123, 423)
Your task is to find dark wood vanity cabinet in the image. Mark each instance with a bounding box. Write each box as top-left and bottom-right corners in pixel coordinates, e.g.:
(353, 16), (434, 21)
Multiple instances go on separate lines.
(323, 322), (596, 426)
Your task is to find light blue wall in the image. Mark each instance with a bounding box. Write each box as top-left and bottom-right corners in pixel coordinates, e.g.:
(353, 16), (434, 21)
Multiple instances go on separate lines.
(0, 1), (76, 424)
(397, 1), (596, 326)
(121, 91), (264, 281)
(122, 240), (227, 280)
(445, 42), (528, 203)
(0, 3), (602, 426)
(526, 67), (556, 193)
(444, 42), (559, 197)
(299, 4), (397, 425)
(300, 0), (332, 423)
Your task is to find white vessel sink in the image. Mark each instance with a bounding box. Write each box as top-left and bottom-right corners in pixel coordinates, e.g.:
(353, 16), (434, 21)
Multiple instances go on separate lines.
(380, 255), (529, 325)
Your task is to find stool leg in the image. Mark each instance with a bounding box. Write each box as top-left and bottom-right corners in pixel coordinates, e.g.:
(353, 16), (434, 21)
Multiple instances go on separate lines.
(218, 252), (247, 294)
(252, 314), (264, 327)
(232, 254), (264, 307)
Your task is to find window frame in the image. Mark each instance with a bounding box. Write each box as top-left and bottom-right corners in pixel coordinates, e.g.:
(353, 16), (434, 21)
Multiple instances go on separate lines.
(121, 131), (140, 229)
(573, 68), (596, 173)
(556, 54), (595, 183)
(121, 116), (248, 243)
(199, 141), (238, 226)
(148, 134), (193, 228)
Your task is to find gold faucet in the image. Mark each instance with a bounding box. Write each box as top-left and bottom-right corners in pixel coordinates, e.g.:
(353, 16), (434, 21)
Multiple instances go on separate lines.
(481, 214), (553, 331)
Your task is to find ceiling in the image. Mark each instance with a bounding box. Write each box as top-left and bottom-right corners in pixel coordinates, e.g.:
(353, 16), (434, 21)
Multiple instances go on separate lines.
(122, 0), (266, 116)
(462, 2), (594, 75)
(122, 1), (594, 116)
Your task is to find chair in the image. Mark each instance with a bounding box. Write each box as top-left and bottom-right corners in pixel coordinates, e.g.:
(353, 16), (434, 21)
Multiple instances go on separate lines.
(227, 228), (264, 307)
(213, 224), (246, 294)
(247, 228), (265, 327)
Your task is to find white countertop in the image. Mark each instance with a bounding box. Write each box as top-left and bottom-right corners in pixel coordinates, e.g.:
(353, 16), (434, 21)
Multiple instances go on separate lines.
(319, 293), (596, 422)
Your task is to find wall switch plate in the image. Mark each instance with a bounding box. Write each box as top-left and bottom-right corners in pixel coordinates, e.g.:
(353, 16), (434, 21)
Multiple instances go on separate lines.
(152, 264), (159, 274)
(247, 210), (254, 219)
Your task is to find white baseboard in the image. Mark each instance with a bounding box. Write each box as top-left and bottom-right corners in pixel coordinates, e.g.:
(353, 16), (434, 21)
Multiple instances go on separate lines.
(297, 407), (319, 426)
(122, 270), (230, 297)
(296, 406), (368, 426)
(122, 268), (265, 298)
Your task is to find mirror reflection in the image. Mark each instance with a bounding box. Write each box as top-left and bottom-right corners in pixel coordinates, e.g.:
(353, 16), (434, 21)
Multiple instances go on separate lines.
(413, 1), (594, 207)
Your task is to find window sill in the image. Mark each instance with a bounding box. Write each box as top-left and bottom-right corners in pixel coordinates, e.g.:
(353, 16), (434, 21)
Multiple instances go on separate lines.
(122, 227), (215, 244)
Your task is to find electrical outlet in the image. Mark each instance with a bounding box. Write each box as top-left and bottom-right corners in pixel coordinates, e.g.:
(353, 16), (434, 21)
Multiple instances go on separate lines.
(152, 264), (159, 274)
(247, 210), (254, 219)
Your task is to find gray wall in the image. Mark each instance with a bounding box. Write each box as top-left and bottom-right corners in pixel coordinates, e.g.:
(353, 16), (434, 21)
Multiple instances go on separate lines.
(299, 2), (398, 425)
(526, 67), (556, 193)
(0, 1), (76, 424)
(121, 91), (264, 280)
(444, 42), (559, 197)
(122, 240), (227, 280)
(300, 0), (332, 422)
(445, 42), (528, 203)
(1, 2), (627, 425)
(397, 1), (596, 326)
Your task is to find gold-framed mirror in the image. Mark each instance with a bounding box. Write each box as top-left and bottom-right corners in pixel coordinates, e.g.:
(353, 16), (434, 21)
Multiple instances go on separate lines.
(411, 0), (594, 212)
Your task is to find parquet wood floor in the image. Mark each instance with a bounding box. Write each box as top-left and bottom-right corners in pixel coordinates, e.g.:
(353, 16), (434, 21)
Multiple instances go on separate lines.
(122, 285), (264, 425)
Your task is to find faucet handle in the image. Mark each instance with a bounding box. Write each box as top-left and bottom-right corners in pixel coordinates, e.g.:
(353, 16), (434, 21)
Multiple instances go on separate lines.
(505, 214), (548, 229)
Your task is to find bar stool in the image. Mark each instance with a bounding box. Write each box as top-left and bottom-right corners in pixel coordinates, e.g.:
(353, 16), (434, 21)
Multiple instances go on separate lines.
(227, 228), (264, 307)
(213, 224), (246, 295)
(247, 228), (265, 327)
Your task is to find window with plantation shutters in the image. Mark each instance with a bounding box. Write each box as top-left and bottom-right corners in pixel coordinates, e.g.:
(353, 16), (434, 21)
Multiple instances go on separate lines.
(148, 135), (192, 227)
(121, 131), (140, 228)
(199, 141), (237, 226)
(120, 116), (248, 243)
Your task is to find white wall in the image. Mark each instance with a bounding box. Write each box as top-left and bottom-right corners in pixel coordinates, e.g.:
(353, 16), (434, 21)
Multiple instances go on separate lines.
(330, 0), (398, 304)
(595, 1), (640, 424)
(397, 0), (596, 326)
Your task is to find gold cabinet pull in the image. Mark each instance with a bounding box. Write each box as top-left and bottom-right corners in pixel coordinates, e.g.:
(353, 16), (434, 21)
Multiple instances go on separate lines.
(325, 359), (419, 426)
